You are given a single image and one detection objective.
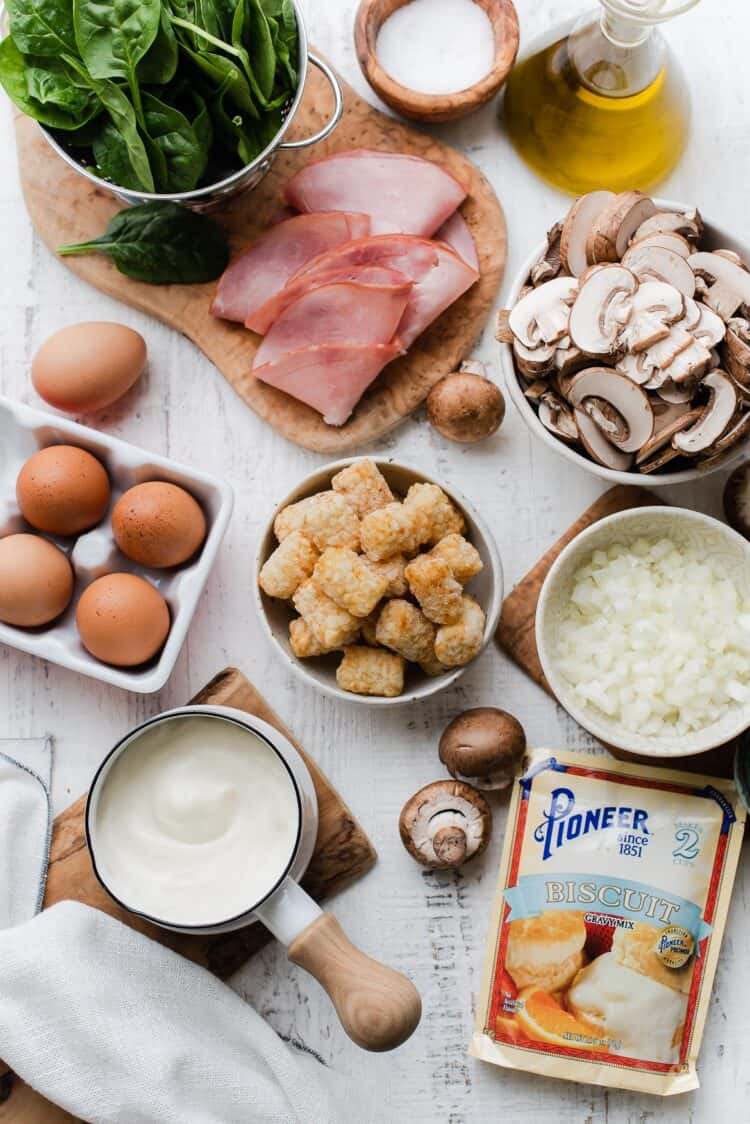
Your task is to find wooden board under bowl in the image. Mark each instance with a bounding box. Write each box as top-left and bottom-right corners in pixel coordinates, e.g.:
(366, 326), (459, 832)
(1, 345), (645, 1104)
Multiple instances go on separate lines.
(0, 666), (376, 1123)
(496, 486), (737, 778)
(13, 58), (507, 454)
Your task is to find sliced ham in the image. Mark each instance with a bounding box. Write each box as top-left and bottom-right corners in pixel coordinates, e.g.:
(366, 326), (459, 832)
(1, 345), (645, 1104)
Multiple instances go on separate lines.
(253, 342), (402, 426)
(284, 150), (467, 237)
(210, 212), (370, 324)
(253, 280), (411, 368)
(435, 211), (479, 271)
(292, 234), (478, 349)
(247, 265), (410, 335)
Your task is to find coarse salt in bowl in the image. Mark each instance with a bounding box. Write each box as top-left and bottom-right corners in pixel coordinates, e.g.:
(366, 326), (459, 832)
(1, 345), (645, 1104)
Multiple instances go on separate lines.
(536, 506), (750, 757)
(255, 456), (503, 707)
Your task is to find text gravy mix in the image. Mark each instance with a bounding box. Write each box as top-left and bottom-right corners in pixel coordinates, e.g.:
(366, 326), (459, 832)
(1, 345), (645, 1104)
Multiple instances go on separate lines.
(471, 750), (745, 1095)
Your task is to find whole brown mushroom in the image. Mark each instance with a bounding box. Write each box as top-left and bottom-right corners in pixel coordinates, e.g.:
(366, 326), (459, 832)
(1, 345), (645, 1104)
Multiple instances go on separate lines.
(427, 363), (505, 443)
(399, 780), (492, 869)
(439, 707), (526, 791)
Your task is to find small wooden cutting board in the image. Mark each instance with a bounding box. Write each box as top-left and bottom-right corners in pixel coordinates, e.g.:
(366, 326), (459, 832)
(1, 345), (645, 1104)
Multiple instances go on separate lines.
(0, 667), (376, 1122)
(496, 486), (736, 778)
(13, 57), (507, 454)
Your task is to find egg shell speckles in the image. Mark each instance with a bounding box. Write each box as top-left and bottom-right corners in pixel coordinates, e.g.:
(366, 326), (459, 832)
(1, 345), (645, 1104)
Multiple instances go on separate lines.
(75, 573), (170, 666)
(112, 482), (207, 569)
(16, 445), (111, 536)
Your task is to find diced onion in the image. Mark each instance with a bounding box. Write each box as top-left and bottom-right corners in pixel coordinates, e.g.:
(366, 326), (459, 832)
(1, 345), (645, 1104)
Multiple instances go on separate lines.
(554, 537), (750, 736)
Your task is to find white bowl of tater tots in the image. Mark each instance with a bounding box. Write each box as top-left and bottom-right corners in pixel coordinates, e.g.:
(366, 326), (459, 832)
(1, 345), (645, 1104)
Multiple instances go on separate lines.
(255, 457), (503, 705)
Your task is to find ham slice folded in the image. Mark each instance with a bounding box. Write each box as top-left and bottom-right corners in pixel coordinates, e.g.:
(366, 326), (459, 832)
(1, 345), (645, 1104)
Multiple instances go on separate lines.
(435, 211), (479, 271)
(253, 280), (411, 368)
(292, 234), (478, 348)
(284, 150), (467, 237)
(253, 342), (402, 426)
(210, 212), (370, 324)
(247, 265), (410, 335)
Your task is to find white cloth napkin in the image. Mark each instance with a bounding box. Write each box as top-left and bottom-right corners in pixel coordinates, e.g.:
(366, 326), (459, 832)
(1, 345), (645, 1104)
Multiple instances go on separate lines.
(0, 903), (350, 1124)
(0, 743), (353, 1124)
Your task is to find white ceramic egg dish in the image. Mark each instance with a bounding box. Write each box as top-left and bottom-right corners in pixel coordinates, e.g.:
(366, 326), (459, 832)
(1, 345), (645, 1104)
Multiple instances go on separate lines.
(0, 395), (233, 692)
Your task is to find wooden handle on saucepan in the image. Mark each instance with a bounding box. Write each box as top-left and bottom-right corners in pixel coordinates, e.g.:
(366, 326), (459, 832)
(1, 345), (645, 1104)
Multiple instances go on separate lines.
(288, 913), (421, 1051)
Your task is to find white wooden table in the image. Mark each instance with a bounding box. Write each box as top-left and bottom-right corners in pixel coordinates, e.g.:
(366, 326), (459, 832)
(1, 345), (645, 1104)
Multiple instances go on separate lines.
(1, 0), (748, 1119)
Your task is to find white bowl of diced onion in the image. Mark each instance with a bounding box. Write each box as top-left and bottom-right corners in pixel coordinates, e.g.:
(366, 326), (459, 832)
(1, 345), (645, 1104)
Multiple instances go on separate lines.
(254, 457), (503, 706)
(536, 506), (750, 756)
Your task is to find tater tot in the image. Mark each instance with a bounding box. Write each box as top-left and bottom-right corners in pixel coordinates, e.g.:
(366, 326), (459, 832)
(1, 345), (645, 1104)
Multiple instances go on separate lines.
(274, 492), (360, 551)
(404, 553), (464, 624)
(361, 607), (381, 646)
(313, 547), (389, 618)
(366, 553), (408, 597)
(337, 646), (405, 697)
(360, 502), (430, 562)
(289, 617), (335, 658)
(331, 460), (394, 517)
(430, 534), (483, 585)
(419, 650), (449, 677)
(259, 531), (319, 599)
(375, 599), (436, 664)
(434, 595), (486, 667)
(292, 579), (360, 649)
(404, 482), (465, 545)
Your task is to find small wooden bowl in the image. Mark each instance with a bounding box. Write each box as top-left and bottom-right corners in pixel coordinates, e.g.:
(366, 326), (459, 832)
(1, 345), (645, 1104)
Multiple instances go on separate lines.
(355, 0), (519, 123)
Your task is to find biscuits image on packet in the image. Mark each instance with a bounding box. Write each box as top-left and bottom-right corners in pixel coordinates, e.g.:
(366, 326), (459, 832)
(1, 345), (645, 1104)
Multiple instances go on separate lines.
(471, 749), (746, 1095)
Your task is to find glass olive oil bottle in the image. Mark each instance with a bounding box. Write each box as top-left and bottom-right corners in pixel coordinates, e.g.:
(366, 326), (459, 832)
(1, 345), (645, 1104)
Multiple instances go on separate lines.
(504, 0), (699, 195)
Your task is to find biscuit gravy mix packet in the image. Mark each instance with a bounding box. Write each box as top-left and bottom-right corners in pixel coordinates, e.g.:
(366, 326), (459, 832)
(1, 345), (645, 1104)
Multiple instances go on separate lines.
(471, 750), (745, 1095)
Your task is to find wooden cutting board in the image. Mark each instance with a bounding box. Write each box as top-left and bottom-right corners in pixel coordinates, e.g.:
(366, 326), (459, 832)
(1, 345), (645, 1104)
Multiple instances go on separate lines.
(13, 59), (507, 455)
(0, 667), (375, 1123)
(496, 486), (736, 778)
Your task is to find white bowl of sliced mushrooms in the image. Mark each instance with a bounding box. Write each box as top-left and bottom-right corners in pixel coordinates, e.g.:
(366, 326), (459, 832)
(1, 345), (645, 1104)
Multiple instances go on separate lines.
(499, 191), (750, 483)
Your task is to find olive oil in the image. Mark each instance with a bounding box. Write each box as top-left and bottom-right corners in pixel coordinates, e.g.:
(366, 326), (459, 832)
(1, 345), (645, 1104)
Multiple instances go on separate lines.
(504, 2), (694, 195)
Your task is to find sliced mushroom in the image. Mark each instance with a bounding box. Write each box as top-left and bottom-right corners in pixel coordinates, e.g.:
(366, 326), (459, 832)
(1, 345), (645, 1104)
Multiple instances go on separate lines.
(692, 302), (726, 347)
(660, 338), (712, 384)
(642, 327), (694, 375)
(617, 349), (656, 386)
(559, 190), (615, 277)
(530, 222), (563, 285)
(638, 444), (682, 473)
(567, 367), (653, 452)
(586, 191), (657, 264)
(620, 281), (685, 352)
(399, 780), (492, 869)
(574, 407), (634, 470)
(513, 338), (556, 377)
(657, 378), (697, 404)
(538, 392), (578, 443)
(568, 265), (637, 355)
(523, 379), (548, 401)
(634, 208), (703, 244)
(688, 252), (750, 321)
(438, 708), (526, 791)
(508, 276), (578, 351)
(554, 342), (593, 378)
(629, 231), (692, 259)
(723, 323), (750, 388)
(635, 404), (703, 464)
(495, 308), (513, 344)
(580, 397), (630, 443)
(672, 370), (738, 454)
(621, 244), (695, 298)
(700, 409), (750, 458)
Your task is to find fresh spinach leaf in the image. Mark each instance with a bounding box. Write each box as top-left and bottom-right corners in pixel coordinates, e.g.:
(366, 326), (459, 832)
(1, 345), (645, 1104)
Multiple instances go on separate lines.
(244, 0), (275, 102)
(0, 37), (97, 130)
(142, 91), (206, 192)
(62, 52), (156, 190)
(92, 120), (148, 190)
(57, 201), (230, 283)
(25, 62), (97, 118)
(206, 70), (262, 166)
(137, 8), (179, 85)
(6, 0), (76, 58)
(73, 0), (160, 116)
(229, 0), (268, 108)
(181, 44), (259, 119)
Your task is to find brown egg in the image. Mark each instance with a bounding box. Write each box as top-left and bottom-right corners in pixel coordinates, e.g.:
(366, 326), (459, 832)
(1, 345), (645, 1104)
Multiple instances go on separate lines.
(76, 573), (170, 666)
(112, 482), (207, 568)
(17, 445), (111, 536)
(0, 534), (74, 627)
(32, 322), (147, 414)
